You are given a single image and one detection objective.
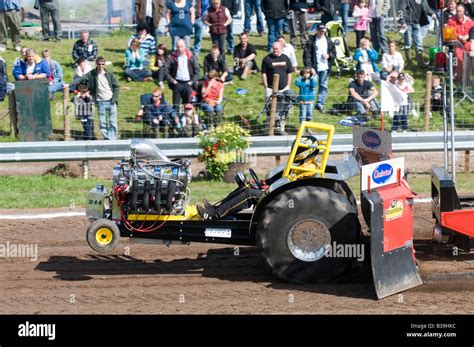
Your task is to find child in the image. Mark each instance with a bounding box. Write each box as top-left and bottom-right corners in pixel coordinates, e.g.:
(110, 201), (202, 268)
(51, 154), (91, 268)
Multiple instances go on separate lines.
(431, 74), (443, 113)
(353, 0), (371, 49)
(392, 73), (414, 133)
(353, 37), (379, 81)
(180, 103), (202, 137)
(73, 83), (95, 140)
(295, 67), (317, 122)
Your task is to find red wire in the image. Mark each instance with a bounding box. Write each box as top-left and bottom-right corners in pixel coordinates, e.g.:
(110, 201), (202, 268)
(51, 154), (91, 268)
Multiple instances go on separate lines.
(113, 183), (170, 233)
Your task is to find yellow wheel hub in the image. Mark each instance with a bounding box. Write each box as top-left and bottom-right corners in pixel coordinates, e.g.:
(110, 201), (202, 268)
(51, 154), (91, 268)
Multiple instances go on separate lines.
(95, 227), (113, 245)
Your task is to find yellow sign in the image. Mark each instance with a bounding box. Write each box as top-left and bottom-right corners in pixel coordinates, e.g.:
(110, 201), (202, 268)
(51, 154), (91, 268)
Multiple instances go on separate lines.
(385, 200), (403, 221)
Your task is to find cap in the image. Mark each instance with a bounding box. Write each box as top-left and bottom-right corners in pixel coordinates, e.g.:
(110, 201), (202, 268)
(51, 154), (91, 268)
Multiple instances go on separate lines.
(184, 103), (194, 110)
(317, 24), (326, 31)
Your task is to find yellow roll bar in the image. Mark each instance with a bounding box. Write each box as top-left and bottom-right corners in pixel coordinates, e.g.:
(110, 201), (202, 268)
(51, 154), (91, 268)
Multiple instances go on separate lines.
(282, 121), (335, 181)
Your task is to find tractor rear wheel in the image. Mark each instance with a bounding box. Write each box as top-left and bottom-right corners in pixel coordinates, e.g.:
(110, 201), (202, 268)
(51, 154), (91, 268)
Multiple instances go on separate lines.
(256, 184), (361, 283)
(86, 219), (120, 253)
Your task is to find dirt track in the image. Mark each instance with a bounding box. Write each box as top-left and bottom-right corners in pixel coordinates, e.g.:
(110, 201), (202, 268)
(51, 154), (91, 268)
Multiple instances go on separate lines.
(0, 203), (472, 314)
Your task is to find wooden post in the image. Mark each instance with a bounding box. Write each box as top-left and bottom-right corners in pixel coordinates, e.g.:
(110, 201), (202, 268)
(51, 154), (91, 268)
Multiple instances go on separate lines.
(424, 71), (433, 131)
(8, 92), (17, 139)
(465, 150), (470, 173)
(380, 111), (385, 131)
(268, 74), (280, 136)
(63, 85), (71, 141)
(275, 155), (281, 167)
(82, 160), (89, 179)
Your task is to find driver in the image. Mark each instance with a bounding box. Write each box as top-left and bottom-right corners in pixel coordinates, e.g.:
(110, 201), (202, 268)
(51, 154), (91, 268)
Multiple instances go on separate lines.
(197, 135), (319, 220)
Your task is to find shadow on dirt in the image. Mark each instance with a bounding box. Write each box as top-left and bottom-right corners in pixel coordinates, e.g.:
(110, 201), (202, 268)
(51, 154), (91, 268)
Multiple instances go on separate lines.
(35, 244), (377, 300)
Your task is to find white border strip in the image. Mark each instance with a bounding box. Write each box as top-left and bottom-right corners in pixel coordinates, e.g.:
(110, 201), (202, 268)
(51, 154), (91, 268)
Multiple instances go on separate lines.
(0, 211), (86, 220)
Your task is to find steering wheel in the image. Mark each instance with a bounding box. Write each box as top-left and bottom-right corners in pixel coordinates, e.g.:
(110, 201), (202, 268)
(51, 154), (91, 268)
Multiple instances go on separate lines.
(248, 168), (263, 189)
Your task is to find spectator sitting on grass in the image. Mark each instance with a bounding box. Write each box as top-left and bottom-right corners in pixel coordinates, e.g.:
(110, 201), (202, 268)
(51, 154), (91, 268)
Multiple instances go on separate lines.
(149, 43), (170, 89)
(201, 69), (225, 128)
(13, 46), (28, 68)
(135, 87), (177, 138)
(72, 31), (98, 66)
(233, 32), (258, 80)
(12, 48), (50, 81)
(347, 69), (379, 123)
(41, 48), (66, 95)
(124, 38), (154, 82)
(203, 44), (233, 83)
(127, 22), (157, 57)
(73, 83), (95, 140)
(179, 103), (202, 137)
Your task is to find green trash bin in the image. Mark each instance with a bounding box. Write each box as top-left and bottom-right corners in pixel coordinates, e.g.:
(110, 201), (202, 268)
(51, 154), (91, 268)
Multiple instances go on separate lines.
(13, 79), (52, 141)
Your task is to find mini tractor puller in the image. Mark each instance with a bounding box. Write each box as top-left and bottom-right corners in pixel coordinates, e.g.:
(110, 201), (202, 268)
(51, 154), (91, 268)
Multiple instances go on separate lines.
(86, 122), (426, 299)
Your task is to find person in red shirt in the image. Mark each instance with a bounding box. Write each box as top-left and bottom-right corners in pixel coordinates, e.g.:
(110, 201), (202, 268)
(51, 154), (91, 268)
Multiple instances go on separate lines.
(447, 3), (473, 79)
(200, 69), (224, 128)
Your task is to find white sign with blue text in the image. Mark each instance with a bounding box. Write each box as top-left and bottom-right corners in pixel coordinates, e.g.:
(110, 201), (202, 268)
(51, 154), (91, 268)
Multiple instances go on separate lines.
(361, 157), (405, 191)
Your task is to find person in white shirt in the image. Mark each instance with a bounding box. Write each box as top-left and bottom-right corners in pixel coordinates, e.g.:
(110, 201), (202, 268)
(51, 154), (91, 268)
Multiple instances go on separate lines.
(302, 24), (336, 112)
(381, 40), (405, 80)
(164, 38), (200, 110)
(277, 35), (298, 72)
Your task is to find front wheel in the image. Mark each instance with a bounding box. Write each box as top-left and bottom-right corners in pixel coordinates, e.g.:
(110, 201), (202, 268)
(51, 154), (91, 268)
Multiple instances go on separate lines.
(86, 219), (120, 253)
(256, 184), (361, 283)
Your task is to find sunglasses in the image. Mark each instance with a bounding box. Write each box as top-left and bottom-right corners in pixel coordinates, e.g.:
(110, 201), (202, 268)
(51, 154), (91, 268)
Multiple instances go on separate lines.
(152, 94), (161, 98)
(97, 62), (105, 66)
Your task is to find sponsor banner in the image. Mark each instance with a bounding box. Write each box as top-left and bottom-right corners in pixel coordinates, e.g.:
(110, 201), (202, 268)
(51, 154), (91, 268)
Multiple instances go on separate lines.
(353, 126), (392, 154)
(361, 157), (404, 191)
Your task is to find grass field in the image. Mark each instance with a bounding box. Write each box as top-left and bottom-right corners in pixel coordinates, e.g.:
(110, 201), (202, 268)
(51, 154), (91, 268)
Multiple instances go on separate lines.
(1, 27), (474, 141)
(2, 172), (474, 209)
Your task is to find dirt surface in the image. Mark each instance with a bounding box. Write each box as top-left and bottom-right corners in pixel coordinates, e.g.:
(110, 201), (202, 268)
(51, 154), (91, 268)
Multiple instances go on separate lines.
(0, 203), (472, 314)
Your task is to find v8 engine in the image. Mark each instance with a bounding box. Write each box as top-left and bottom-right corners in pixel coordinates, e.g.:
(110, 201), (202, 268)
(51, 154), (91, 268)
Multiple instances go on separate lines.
(86, 139), (192, 221)
(113, 158), (191, 215)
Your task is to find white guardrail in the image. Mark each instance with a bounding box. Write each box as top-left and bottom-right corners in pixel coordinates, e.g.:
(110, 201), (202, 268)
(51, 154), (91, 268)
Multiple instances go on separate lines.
(1, 131), (474, 163)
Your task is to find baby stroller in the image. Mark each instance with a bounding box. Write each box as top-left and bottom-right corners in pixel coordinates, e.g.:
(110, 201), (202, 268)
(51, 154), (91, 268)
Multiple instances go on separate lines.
(257, 89), (298, 135)
(325, 21), (355, 78)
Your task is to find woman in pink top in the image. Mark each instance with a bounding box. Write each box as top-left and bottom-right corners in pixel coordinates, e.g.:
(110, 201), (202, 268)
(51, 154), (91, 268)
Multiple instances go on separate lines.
(353, 0), (371, 48)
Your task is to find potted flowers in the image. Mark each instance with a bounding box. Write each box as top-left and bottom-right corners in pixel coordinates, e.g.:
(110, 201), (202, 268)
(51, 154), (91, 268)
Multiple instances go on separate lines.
(197, 123), (251, 181)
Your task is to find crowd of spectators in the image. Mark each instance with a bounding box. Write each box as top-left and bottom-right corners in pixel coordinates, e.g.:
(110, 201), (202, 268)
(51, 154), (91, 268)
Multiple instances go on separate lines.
(2, 0), (473, 139)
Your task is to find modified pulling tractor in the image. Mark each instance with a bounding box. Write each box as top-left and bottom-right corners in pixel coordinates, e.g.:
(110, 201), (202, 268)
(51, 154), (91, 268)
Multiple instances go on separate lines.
(85, 122), (423, 299)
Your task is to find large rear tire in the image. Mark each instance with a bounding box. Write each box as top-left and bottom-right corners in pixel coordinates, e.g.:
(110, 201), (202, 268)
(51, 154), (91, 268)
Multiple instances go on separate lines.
(256, 184), (361, 283)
